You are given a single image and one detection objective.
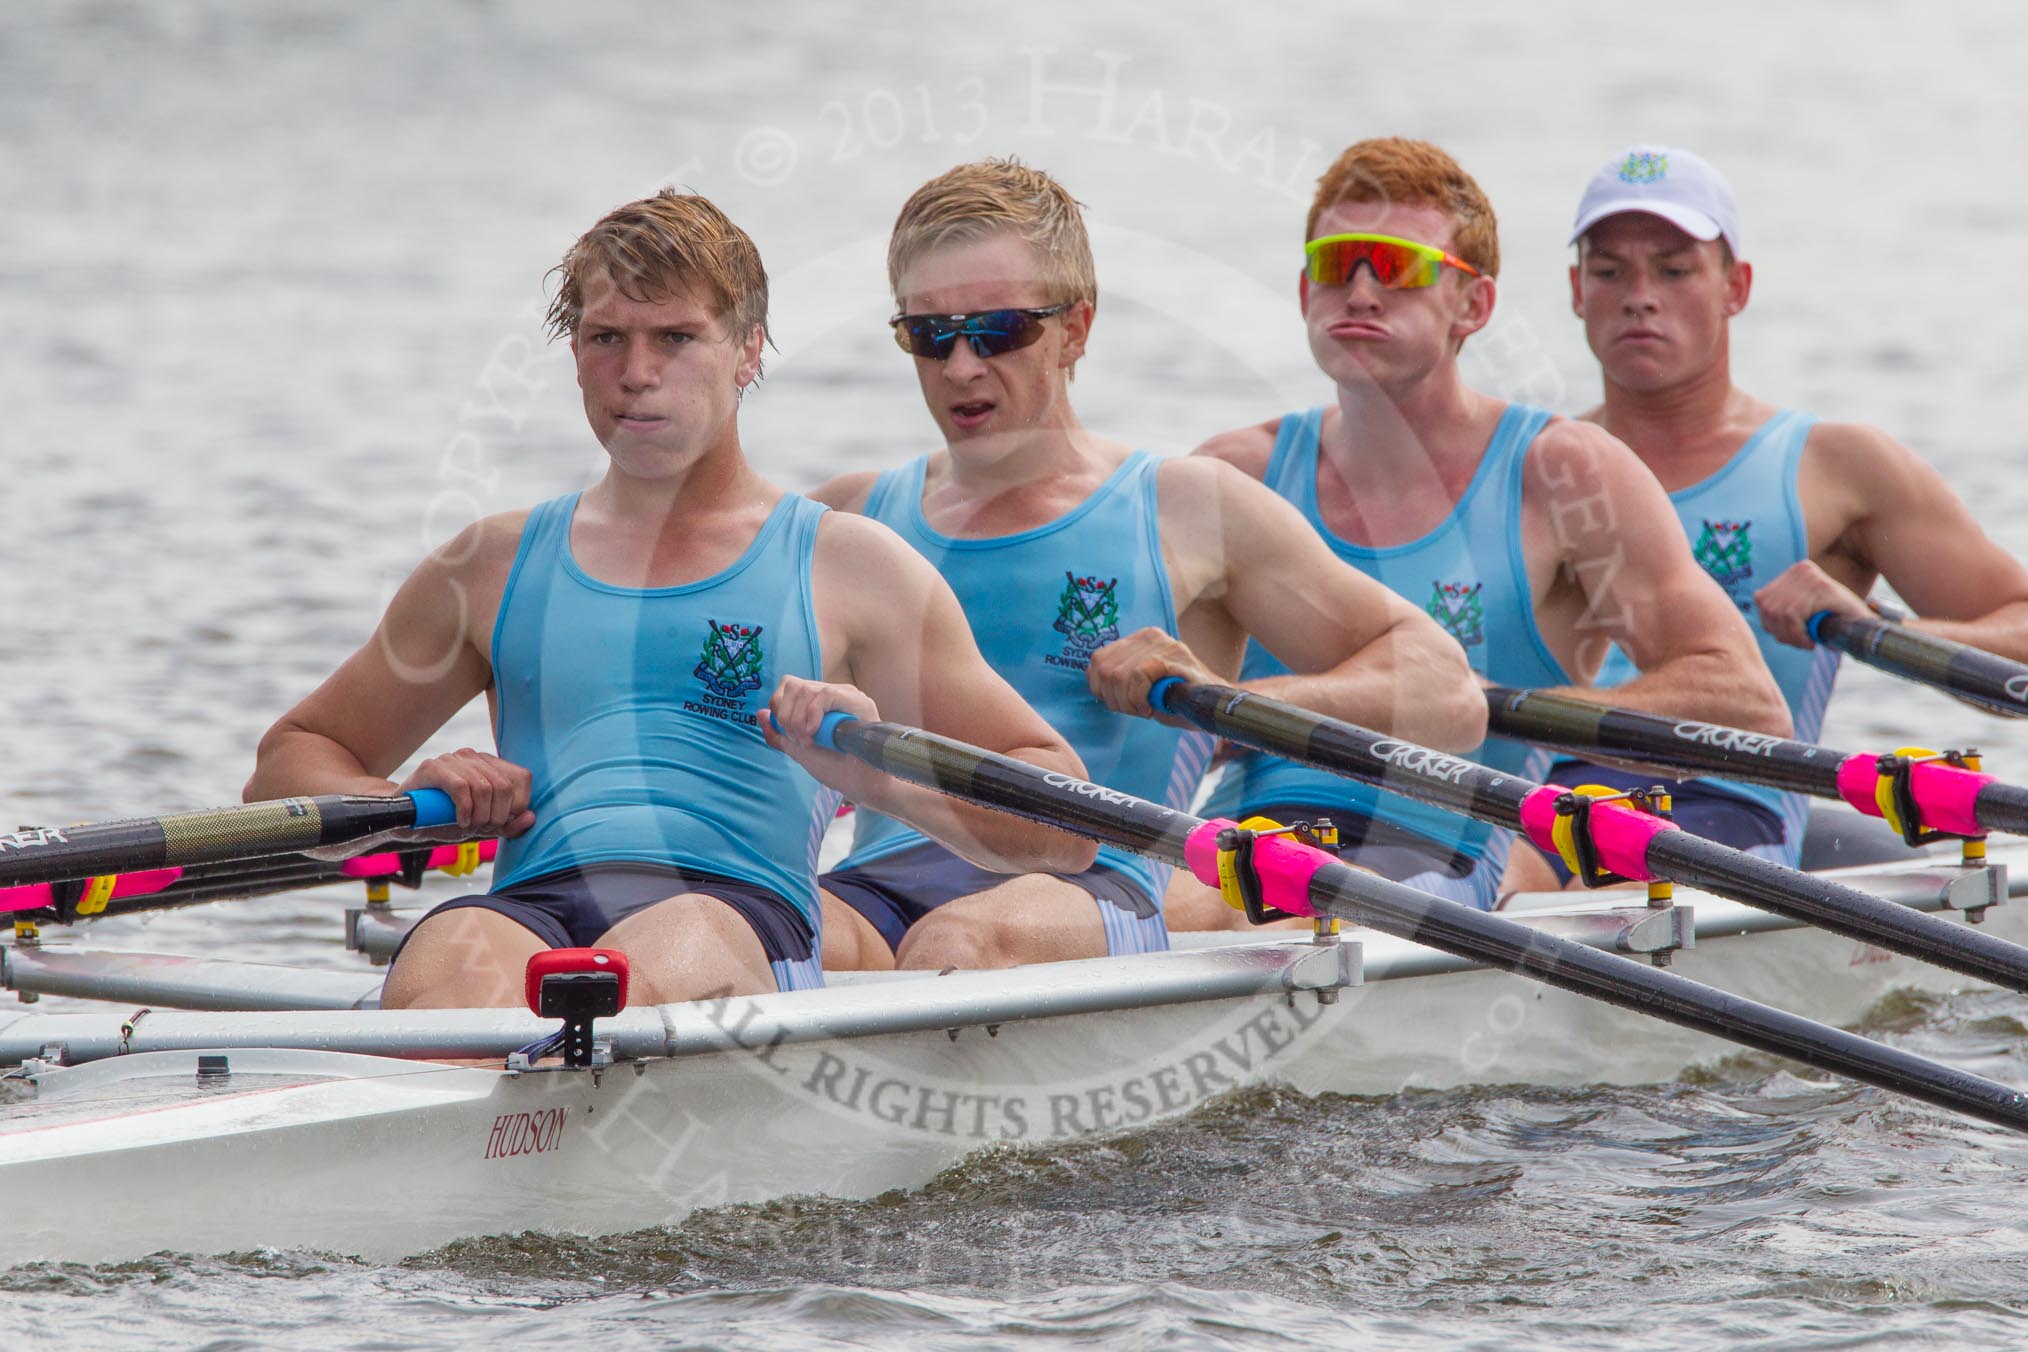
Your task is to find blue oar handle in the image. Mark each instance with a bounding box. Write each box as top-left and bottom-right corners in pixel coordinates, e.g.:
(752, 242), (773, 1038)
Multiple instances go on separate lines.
(1149, 676), (1184, 713)
(1806, 609), (1834, 644)
(405, 788), (458, 830)
(814, 710), (859, 750)
(765, 710), (862, 751)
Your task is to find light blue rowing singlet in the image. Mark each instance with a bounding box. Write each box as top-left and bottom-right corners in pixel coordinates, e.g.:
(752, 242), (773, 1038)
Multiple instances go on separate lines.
(837, 451), (1213, 901)
(1587, 410), (1833, 861)
(1204, 404), (1568, 903)
(489, 492), (832, 927)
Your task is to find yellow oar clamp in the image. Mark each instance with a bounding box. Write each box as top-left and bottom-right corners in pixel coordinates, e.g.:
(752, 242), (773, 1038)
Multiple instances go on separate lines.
(1550, 784), (1672, 888)
(446, 841), (485, 877)
(1215, 815), (1338, 925)
(1215, 816), (1280, 923)
(75, 875), (117, 916)
(1871, 746), (1979, 847)
(47, 874), (118, 924)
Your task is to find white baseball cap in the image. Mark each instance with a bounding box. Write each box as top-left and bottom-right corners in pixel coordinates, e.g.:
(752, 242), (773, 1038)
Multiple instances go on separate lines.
(1569, 145), (1743, 257)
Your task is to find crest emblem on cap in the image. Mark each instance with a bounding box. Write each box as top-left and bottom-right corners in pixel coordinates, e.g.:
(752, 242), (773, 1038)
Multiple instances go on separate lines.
(1617, 151), (1668, 185)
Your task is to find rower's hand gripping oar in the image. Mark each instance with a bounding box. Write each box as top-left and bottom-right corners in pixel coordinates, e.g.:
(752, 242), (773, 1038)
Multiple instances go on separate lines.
(1810, 609), (2028, 720)
(1484, 684), (2028, 853)
(1147, 677), (2028, 996)
(0, 789), (460, 893)
(800, 708), (2028, 1135)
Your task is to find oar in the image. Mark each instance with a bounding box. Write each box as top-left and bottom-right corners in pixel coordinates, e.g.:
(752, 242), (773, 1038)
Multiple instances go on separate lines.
(1810, 611), (2028, 719)
(797, 710), (2028, 1133)
(0, 790), (459, 890)
(1144, 679), (2028, 994)
(0, 837), (498, 923)
(1484, 685), (2028, 842)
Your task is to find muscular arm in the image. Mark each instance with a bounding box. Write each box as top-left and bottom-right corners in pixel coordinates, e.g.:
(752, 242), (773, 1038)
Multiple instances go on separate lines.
(773, 513), (1096, 873)
(1526, 421), (1790, 735)
(244, 515), (533, 835)
(1757, 424), (2028, 660)
(1140, 457), (1485, 751)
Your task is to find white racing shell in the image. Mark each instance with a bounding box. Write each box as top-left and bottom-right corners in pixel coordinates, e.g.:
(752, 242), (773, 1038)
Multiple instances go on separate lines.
(0, 849), (2014, 1266)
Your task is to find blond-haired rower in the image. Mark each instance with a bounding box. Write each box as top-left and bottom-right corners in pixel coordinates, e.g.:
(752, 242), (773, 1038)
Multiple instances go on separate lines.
(811, 158), (1485, 971)
(247, 189), (1093, 1008)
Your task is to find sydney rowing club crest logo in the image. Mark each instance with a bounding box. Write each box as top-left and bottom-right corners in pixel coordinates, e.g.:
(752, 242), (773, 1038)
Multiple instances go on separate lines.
(1618, 151), (1668, 185)
(1053, 572), (1121, 651)
(1693, 519), (1754, 587)
(695, 620), (765, 700)
(1425, 580), (1485, 648)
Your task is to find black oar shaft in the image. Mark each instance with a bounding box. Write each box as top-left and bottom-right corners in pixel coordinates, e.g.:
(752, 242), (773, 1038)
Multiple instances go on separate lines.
(1815, 613), (2028, 719)
(0, 791), (455, 889)
(1975, 783), (2028, 838)
(1162, 678), (1537, 829)
(1490, 685), (2028, 842)
(1648, 831), (2028, 991)
(837, 720), (1199, 861)
(1158, 681), (2028, 994)
(1485, 684), (1845, 797)
(819, 715), (2028, 1133)
(1292, 856), (2028, 1132)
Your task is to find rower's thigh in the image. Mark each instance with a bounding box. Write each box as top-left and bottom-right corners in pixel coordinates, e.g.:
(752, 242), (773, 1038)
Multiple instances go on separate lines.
(895, 874), (1107, 970)
(382, 907), (550, 1009)
(1161, 869), (1252, 933)
(596, 893), (778, 1002)
(819, 889), (898, 972)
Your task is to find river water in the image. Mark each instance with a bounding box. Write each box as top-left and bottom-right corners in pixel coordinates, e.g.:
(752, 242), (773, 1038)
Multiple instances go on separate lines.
(4, 2), (2028, 1346)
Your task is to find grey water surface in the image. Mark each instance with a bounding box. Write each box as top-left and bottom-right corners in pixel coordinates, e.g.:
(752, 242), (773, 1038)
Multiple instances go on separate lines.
(4, 2), (2028, 1346)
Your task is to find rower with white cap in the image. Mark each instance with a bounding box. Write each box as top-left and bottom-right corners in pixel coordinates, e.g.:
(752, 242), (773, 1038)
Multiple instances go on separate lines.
(1511, 144), (2028, 884)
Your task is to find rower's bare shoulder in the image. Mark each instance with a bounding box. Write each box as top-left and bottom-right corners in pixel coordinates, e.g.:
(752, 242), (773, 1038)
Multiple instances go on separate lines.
(811, 508), (937, 590)
(380, 509), (530, 650)
(1800, 420), (1975, 549)
(1801, 419), (1929, 484)
(808, 470), (880, 513)
(808, 511), (962, 671)
(1157, 454), (1294, 528)
(1519, 414), (1655, 491)
(407, 509), (530, 591)
(1189, 418), (1282, 480)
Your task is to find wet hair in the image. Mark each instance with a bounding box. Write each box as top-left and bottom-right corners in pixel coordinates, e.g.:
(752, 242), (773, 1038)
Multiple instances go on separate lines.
(887, 157), (1097, 308)
(545, 189), (769, 344)
(1307, 137), (1500, 279)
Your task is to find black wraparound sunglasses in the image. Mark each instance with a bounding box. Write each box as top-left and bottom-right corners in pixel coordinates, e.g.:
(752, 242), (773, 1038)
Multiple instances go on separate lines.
(888, 303), (1072, 360)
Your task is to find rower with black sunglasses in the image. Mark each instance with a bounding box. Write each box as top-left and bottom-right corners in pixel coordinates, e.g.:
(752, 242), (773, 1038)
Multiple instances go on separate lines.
(1167, 137), (1789, 924)
(809, 157), (1487, 973)
(246, 189), (1097, 1009)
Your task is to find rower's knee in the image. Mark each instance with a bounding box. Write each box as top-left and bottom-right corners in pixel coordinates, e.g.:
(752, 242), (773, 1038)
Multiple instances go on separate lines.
(380, 907), (542, 1009)
(600, 894), (777, 1003)
(896, 911), (1006, 972)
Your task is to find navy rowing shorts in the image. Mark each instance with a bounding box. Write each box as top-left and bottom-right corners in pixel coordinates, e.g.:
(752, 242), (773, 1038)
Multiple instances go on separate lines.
(395, 861), (822, 991)
(820, 840), (1164, 956)
(1536, 761), (1786, 885)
